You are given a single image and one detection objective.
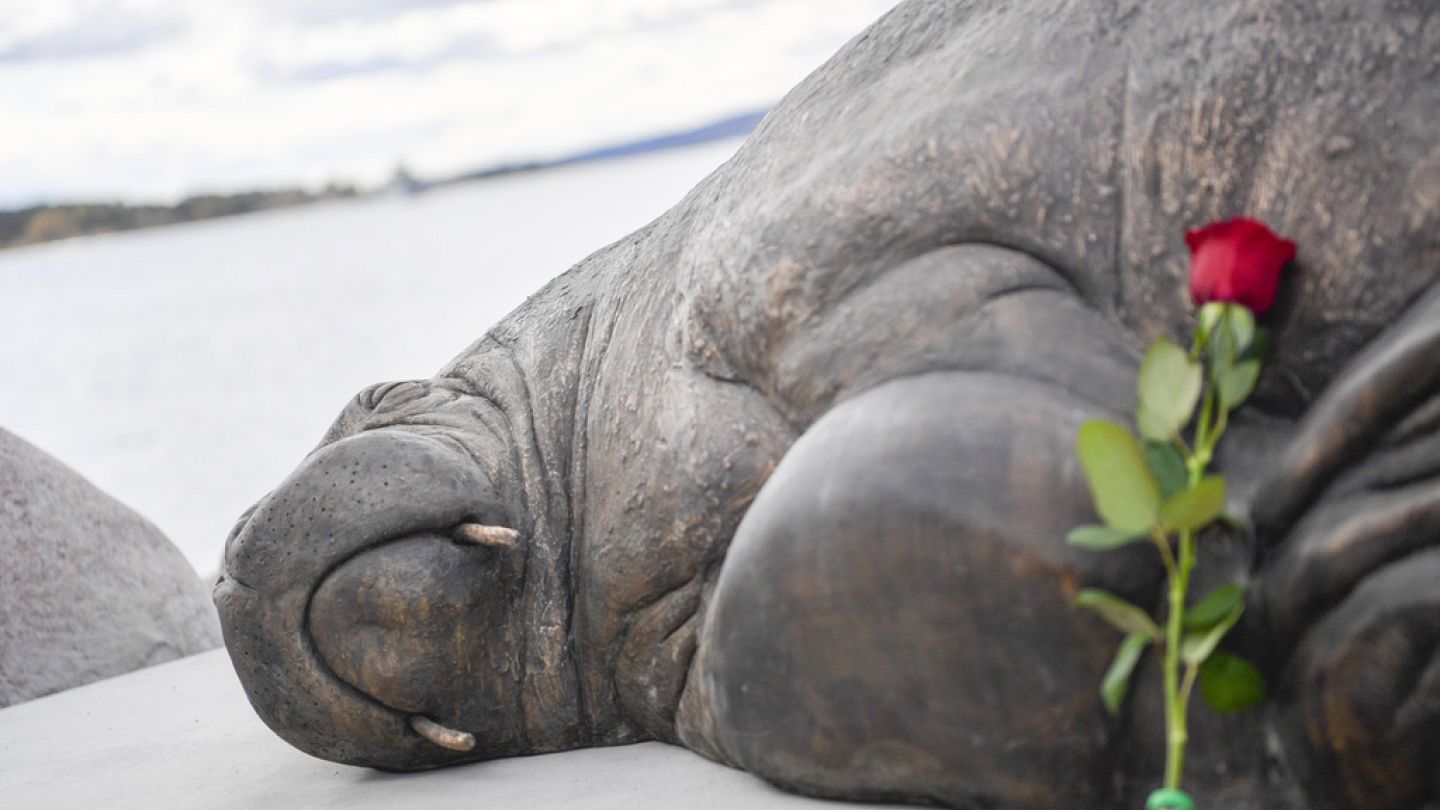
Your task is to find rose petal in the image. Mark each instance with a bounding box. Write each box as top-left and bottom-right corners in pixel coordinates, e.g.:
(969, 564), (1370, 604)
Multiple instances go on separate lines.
(1186, 217), (1294, 314)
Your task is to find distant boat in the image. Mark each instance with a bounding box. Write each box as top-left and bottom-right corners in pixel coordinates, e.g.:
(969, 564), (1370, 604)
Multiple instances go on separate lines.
(383, 164), (430, 197)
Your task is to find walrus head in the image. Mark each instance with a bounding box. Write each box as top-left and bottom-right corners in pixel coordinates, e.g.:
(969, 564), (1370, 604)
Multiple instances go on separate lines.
(214, 377), (537, 769)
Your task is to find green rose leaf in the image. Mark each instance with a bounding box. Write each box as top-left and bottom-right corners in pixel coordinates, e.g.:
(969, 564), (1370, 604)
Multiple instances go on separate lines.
(1101, 632), (1150, 715)
(1242, 326), (1271, 362)
(1158, 476), (1226, 534)
(1198, 302), (1226, 339)
(1137, 338), (1203, 442)
(1075, 588), (1162, 640)
(1217, 360), (1261, 411)
(1183, 583), (1246, 631)
(1142, 441), (1188, 500)
(1228, 305), (1257, 354)
(1200, 652), (1268, 714)
(1218, 510), (1251, 534)
(1136, 407), (1169, 445)
(1066, 525), (1147, 551)
(1208, 312), (1236, 381)
(1180, 599), (1243, 665)
(1076, 420), (1161, 532)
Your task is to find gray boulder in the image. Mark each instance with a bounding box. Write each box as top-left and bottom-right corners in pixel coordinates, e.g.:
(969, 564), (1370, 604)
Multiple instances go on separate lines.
(0, 427), (220, 707)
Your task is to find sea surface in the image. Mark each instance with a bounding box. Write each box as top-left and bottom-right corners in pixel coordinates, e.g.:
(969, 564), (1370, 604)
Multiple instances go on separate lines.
(0, 139), (744, 576)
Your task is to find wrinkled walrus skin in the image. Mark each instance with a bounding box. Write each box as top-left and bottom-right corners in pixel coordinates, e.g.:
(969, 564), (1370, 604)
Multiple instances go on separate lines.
(216, 1), (1440, 807)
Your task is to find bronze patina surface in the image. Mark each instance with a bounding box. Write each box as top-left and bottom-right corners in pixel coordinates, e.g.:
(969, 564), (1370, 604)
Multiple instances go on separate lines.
(216, 1), (1440, 807)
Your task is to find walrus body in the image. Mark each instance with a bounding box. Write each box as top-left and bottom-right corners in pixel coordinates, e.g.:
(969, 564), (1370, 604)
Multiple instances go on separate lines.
(217, 1), (1440, 808)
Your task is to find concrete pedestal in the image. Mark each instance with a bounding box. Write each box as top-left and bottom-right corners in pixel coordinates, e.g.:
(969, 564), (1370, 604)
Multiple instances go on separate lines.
(0, 650), (899, 809)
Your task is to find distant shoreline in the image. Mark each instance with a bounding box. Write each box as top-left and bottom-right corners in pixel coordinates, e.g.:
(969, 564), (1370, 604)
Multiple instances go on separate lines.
(0, 109), (765, 253)
(0, 187), (360, 252)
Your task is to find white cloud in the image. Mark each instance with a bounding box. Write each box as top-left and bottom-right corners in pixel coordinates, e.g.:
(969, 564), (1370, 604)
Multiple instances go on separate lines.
(0, 0), (900, 207)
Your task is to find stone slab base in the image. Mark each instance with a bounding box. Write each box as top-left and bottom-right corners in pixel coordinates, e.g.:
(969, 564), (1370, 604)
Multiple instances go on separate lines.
(0, 649), (901, 809)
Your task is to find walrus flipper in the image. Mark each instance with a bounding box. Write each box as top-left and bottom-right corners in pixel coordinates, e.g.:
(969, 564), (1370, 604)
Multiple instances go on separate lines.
(1251, 284), (1440, 810)
(679, 249), (1164, 808)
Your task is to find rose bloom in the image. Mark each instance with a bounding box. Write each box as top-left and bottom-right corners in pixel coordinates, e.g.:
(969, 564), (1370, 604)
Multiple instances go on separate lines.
(1185, 218), (1296, 314)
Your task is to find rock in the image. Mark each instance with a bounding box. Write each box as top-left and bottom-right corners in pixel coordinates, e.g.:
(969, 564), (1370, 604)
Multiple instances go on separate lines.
(0, 427), (221, 707)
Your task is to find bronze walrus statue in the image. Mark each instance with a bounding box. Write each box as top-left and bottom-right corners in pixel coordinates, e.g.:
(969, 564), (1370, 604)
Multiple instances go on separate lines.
(215, 0), (1440, 807)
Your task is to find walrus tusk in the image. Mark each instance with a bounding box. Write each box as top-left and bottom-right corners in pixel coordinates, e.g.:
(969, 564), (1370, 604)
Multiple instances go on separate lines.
(453, 523), (520, 549)
(409, 716), (475, 751)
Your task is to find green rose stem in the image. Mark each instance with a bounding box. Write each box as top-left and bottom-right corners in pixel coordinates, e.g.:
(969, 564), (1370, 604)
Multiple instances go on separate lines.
(1070, 301), (1269, 810)
(1067, 217), (1291, 809)
(1160, 309), (1236, 794)
(1163, 409), (1205, 787)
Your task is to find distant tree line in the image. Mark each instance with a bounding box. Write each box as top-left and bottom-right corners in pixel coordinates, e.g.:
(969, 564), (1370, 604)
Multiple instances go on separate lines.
(0, 185), (359, 250)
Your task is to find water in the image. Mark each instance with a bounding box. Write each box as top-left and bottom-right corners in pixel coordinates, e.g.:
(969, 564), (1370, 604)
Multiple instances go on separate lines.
(0, 139), (743, 576)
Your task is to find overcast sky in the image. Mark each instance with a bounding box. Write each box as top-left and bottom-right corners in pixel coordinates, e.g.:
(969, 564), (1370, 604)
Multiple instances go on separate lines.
(0, 0), (900, 208)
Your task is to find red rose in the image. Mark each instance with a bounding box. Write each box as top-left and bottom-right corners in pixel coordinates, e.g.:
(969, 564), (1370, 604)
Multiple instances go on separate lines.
(1185, 218), (1296, 314)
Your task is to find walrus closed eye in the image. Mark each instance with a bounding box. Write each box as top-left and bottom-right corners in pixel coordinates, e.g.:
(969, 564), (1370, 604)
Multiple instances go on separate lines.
(216, 0), (1440, 807)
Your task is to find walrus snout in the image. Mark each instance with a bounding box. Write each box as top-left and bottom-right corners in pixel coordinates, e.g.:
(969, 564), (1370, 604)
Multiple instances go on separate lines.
(215, 428), (523, 769)
(308, 531), (528, 758)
